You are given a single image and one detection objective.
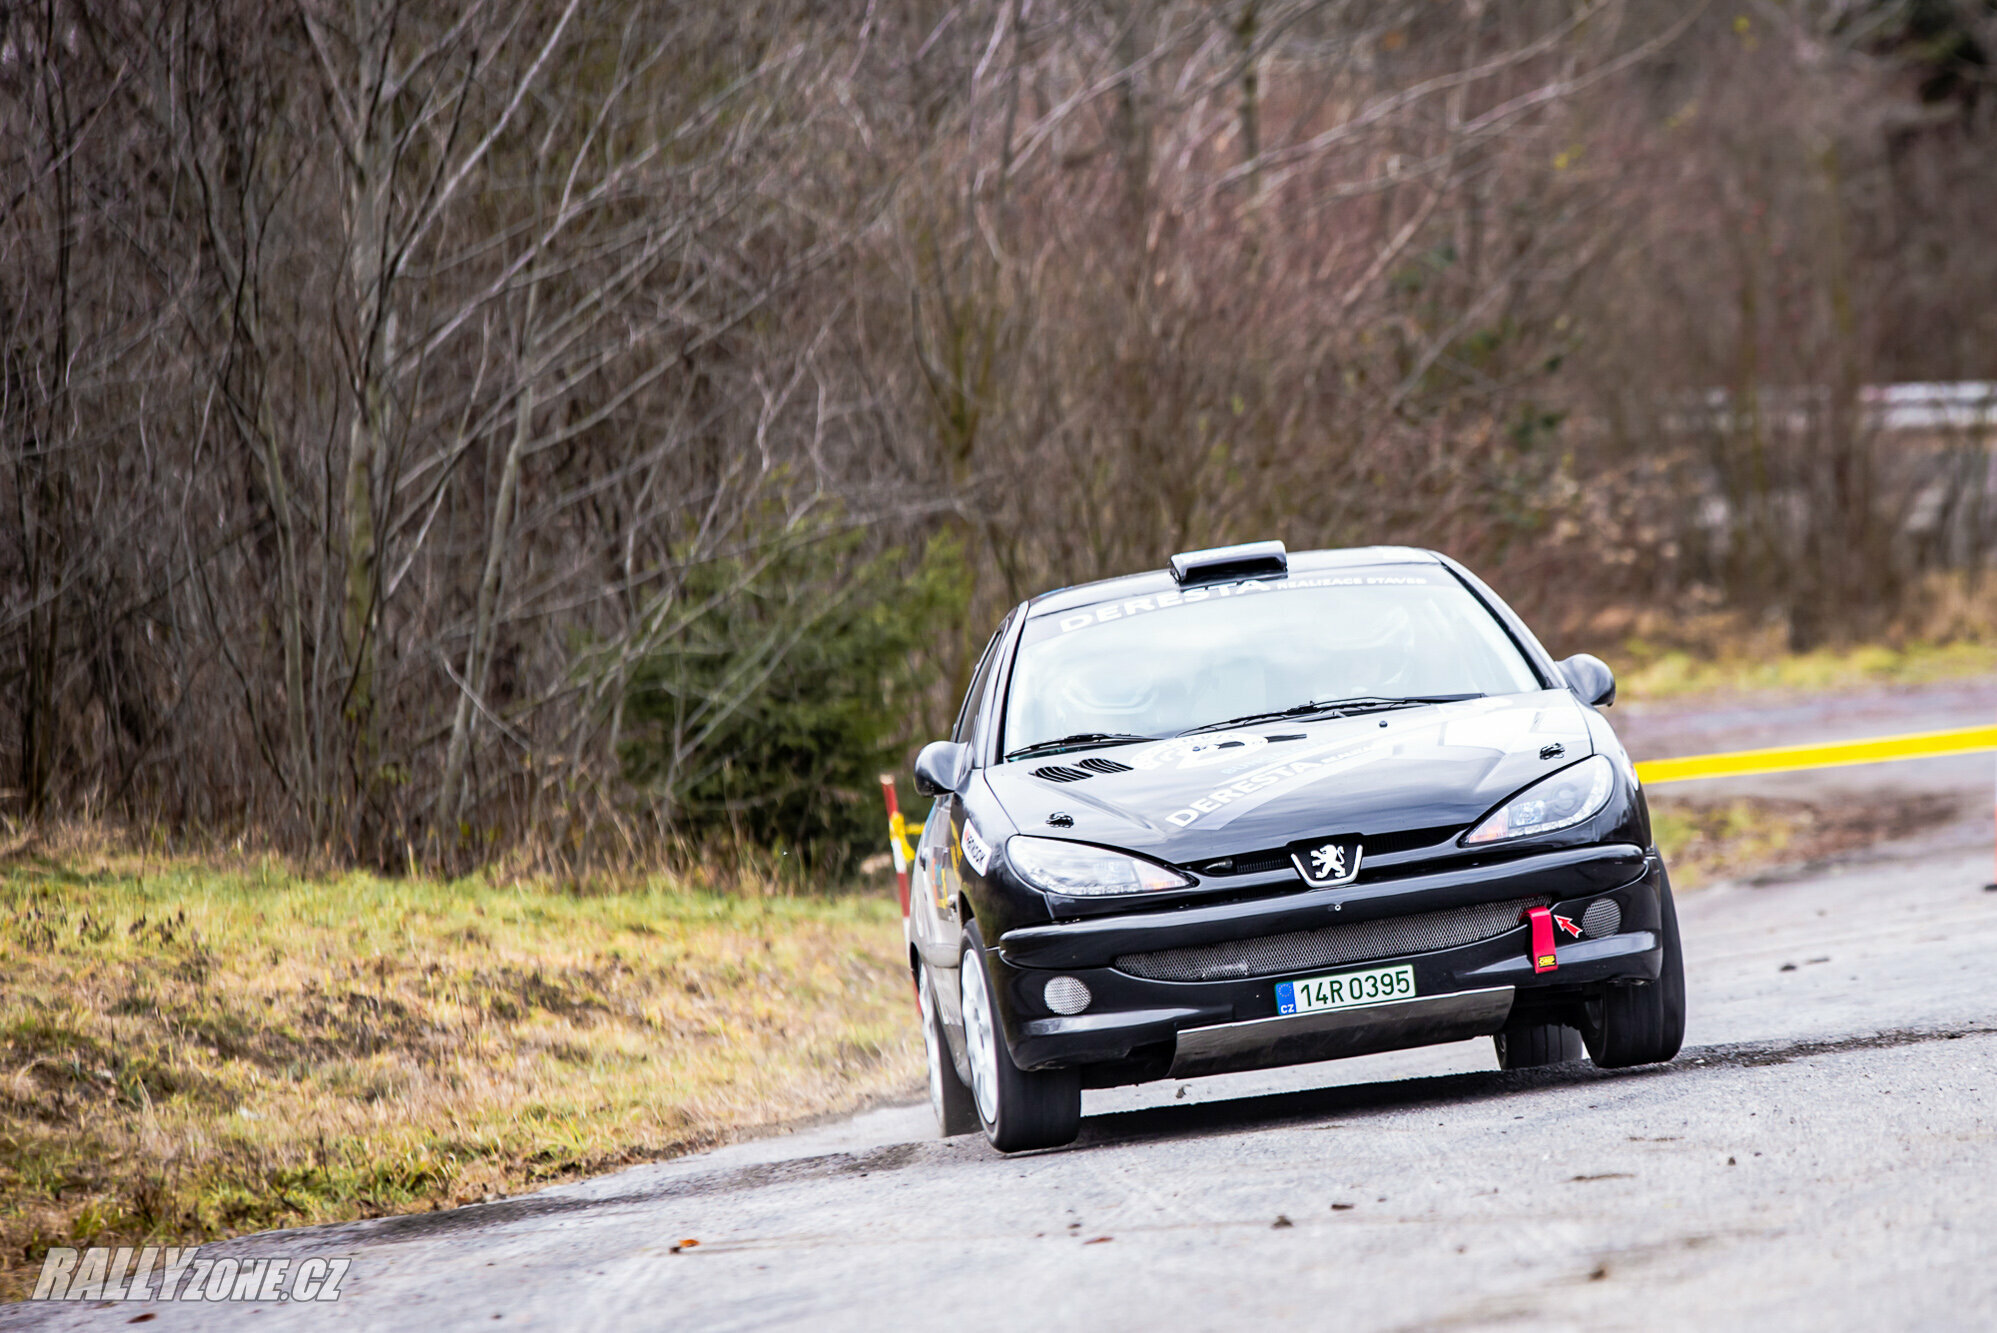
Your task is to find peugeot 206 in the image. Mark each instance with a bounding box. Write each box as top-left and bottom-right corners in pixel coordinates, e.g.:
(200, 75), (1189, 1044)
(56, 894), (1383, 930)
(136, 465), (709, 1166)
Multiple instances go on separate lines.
(905, 541), (1684, 1152)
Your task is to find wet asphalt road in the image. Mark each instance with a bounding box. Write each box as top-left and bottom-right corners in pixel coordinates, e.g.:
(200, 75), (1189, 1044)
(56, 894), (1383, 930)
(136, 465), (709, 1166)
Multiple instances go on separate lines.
(7, 682), (1997, 1332)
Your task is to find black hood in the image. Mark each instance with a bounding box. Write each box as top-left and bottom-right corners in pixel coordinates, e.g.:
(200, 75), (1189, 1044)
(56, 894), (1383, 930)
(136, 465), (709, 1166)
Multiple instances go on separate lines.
(982, 690), (1595, 865)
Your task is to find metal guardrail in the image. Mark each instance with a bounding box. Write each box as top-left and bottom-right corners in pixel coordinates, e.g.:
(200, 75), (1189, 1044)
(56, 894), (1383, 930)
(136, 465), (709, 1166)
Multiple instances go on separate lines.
(1665, 382), (1997, 435)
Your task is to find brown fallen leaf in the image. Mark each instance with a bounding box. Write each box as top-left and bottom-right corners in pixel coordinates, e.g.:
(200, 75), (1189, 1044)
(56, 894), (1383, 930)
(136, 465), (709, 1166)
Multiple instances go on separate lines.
(670, 1238), (701, 1254)
(1083, 1236), (1113, 1245)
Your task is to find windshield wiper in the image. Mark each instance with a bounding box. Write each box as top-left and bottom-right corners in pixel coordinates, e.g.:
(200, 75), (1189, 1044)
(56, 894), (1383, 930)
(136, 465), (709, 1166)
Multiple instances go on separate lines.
(1005, 732), (1158, 762)
(1179, 694), (1483, 736)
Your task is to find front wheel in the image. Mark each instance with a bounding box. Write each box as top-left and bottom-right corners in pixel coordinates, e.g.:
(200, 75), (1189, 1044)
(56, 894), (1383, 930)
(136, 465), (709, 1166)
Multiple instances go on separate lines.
(1494, 1016), (1585, 1069)
(1584, 868), (1687, 1069)
(918, 960), (978, 1137)
(959, 921), (1081, 1153)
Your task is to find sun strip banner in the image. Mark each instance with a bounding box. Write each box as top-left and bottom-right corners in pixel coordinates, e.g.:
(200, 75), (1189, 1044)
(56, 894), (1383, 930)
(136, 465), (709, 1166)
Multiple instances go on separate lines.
(1634, 724), (1997, 785)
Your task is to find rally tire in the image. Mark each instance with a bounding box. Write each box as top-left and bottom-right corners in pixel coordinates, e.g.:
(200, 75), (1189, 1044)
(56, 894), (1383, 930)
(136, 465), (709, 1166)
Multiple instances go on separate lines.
(1493, 1017), (1585, 1069)
(1584, 867), (1687, 1069)
(959, 921), (1082, 1153)
(919, 960), (979, 1137)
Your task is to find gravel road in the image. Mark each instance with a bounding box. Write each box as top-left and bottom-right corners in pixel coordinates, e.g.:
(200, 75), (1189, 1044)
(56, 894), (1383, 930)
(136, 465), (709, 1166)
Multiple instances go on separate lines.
(8, 682), (1997, 1332)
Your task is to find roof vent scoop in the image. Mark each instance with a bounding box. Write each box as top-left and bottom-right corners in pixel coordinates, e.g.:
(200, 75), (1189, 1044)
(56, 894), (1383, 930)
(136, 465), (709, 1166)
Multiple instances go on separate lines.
(1168, 540), (1289, 587)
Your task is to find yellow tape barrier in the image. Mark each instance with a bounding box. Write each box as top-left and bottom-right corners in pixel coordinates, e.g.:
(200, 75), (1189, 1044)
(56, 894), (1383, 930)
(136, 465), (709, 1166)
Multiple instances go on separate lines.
(887, 811), (923, 864)
(1634, 724), (1997, 786)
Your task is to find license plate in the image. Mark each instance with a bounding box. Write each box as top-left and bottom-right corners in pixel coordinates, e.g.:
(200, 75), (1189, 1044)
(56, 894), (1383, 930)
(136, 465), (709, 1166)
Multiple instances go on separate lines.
(1276, 964), (1416, 1016)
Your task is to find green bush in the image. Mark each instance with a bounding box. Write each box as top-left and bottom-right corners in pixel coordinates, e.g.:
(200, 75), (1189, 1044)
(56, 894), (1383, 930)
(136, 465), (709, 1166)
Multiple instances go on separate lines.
(620, 530), (968, 875)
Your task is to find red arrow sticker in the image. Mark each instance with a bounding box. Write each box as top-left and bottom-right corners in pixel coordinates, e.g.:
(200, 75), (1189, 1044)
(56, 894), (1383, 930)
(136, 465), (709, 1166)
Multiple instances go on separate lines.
(1555, 914), (1582, 939)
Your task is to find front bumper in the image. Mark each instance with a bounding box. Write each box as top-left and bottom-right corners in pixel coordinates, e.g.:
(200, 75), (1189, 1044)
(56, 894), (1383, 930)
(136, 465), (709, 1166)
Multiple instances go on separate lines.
(990, 844), (1665, 1076)
(1166, 986), (1517, 1079)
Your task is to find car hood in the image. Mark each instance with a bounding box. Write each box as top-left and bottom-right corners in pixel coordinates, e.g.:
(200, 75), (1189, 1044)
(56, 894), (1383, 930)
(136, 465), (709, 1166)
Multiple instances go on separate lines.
(983, 690), (1596, 865)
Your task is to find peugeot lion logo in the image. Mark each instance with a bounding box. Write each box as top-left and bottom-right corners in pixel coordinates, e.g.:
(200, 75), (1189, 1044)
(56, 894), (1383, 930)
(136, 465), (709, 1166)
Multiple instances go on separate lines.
(1309, 843), (1346, 881)
(1292, 836), (1363, 888)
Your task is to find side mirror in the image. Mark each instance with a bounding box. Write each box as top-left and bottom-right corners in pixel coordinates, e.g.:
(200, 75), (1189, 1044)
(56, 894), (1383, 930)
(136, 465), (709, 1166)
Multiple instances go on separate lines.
(1557, 653), (1617, 708)
(913, 741), (972, 797)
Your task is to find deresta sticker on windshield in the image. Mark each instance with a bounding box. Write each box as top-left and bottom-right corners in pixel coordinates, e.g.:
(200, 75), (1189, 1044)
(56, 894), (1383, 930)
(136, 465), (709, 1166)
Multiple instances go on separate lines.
(1053, 573), (1433, 633)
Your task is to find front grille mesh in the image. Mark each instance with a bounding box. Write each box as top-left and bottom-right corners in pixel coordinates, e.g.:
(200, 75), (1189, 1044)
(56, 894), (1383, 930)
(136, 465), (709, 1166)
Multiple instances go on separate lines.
(1113, 894), (1550, 983)
(1194, 849), (1294, 876)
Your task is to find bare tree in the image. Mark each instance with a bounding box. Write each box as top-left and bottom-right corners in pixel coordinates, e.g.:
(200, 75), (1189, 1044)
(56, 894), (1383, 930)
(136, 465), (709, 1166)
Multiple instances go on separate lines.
(6, 0), (1995, 864)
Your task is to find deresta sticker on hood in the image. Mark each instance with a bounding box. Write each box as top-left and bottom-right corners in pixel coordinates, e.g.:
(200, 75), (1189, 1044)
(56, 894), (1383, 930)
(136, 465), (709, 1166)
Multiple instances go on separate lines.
(1161, 735), (1391, 829)
(1149, 698), (1551, 831)
(980, 692), (1596, 856)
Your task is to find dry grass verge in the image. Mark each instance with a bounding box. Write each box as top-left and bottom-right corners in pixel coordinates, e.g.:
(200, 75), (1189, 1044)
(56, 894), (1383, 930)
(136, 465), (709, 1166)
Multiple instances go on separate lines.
(1650, 793), (1960, 888)
(0, 846), (917, 1299)
(1617, 640), (1997, 703)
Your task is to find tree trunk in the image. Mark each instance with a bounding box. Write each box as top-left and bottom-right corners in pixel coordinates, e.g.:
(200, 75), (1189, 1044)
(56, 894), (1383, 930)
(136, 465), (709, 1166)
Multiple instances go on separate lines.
(441, 347), (536, 831)
(338, 4), (396, 829)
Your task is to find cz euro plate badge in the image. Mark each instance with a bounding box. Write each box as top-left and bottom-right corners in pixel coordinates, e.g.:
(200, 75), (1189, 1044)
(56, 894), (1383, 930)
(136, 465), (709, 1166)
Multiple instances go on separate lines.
(1276, 963), (1416, 1016)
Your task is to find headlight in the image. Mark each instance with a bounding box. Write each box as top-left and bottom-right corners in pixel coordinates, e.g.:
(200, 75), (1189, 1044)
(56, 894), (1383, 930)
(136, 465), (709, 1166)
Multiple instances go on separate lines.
(1005, 836), (1193, 897)
(1463, 754), (1614, 845)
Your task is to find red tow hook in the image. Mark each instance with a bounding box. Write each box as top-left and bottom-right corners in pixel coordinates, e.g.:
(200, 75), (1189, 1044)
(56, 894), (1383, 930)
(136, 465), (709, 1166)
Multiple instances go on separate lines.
(1524, 905), (1559, 973)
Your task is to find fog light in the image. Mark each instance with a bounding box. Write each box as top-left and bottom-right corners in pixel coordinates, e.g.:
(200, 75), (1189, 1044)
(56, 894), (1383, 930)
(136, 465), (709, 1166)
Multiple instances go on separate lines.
(1581, 898), (1622, 939)
(1043, 975), (1092, 1015)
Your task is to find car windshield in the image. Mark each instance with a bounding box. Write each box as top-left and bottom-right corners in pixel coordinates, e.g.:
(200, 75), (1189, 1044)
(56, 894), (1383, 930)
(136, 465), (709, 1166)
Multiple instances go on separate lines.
(1001, 571), (1543, 757)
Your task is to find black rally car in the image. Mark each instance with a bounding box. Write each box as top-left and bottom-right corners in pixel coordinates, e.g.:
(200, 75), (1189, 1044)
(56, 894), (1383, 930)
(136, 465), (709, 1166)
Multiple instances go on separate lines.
(904, 542), (1684, 1152)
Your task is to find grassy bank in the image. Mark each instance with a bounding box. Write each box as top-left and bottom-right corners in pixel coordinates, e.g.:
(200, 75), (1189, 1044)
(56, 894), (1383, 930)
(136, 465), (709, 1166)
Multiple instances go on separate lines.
(1617, 639), (1997, 703)
(1648, 793), (1957, 889)
(0, 845), (917, 1299)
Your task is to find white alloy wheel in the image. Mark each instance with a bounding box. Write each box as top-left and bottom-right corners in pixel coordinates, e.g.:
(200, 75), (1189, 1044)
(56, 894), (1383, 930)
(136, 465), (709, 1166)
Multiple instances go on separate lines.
(920, 966), (949, 1119)
(959, 943), (1001, 1125)
(917, 960), (978, 1137)
(956, 921), (1082, 1152)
